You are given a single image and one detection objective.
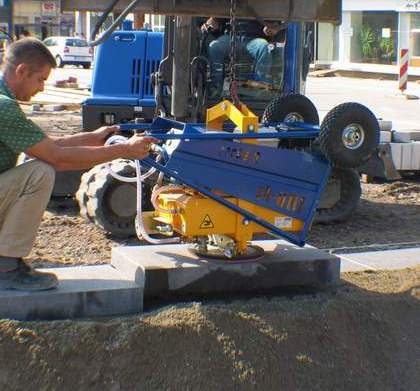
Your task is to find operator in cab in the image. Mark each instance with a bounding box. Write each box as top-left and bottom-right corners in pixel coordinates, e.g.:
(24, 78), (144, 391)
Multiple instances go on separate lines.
(0, 38), (157, 291)
(201, 17), (285, 95)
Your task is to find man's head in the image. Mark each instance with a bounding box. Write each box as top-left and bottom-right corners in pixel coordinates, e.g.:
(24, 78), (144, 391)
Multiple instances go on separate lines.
(2, 38), (56, 101)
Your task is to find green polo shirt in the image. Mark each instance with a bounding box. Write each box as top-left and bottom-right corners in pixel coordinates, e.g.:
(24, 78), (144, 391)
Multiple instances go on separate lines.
(0, 75), (46, 174)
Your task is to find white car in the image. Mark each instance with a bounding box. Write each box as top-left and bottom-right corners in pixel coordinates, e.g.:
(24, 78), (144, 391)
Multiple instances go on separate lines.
(43, 36), (93, 69)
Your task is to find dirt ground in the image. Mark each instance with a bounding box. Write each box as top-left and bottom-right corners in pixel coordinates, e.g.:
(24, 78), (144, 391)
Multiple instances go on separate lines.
(2, 110), (418, 390)
(0, 267), (419, 390)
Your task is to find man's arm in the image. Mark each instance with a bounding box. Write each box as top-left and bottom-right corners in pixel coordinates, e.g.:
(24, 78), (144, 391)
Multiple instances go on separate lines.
(201, 17), (220, 33)
(52, 125), (118, 147)
(26, 133), (157, 171)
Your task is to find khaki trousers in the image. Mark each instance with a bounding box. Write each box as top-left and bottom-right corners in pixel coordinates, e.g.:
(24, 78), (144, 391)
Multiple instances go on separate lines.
(0, 160), (55, 258)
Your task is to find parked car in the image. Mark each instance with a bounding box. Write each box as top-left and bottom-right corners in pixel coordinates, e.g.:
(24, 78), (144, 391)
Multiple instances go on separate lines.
(43, 36), (93, 69)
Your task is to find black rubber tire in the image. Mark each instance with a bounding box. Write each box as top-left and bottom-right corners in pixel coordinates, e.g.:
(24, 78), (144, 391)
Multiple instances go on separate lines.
(55, 55), (64, 68)
(315, 167), (361, 224)
(262, 93), (319, 148)
(262, 93), (319, 124)
(76, 164), (107, 222)
(319, 102), (380, 168)
(82, 63), (91, 69)
(82, 160), (154, 238)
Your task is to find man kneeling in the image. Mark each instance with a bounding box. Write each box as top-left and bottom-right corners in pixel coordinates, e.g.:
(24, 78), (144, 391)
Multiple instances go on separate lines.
(0, 38), (156, 291)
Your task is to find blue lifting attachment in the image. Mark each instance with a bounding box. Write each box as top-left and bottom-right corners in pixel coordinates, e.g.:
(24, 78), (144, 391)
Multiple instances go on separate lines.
(121, 117), (331, 247)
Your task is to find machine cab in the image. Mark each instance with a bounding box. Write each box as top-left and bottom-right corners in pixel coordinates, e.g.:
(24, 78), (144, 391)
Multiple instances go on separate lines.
(199, 17), (287, 104)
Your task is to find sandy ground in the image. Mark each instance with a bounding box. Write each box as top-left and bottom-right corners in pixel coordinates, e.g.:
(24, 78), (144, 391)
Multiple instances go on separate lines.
(2, 108), (418, 390)
(0, 267), (419, 390)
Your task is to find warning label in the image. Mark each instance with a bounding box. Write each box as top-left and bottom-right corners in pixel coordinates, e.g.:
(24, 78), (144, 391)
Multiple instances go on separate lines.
(200, 214), (214, 229)
(274, 216), (293, 229)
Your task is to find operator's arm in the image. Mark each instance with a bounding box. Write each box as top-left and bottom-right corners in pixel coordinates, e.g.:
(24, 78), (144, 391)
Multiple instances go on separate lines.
(52, 126), (119, 147)
(201, 17), (220, 33)
(0, 99), (155, 172)
(26, 134), (157, 171)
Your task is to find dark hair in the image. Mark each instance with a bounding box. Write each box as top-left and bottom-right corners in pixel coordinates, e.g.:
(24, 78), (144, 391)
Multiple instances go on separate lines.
(2, 37), (56, 73)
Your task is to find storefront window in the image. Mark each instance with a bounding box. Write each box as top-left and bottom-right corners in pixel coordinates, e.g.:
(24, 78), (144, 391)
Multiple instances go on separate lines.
(410, 13), (420, 66)
(350, 11), (398, 65)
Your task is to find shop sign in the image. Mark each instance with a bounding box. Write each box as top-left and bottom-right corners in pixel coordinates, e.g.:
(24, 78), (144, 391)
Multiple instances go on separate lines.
(41, 1), (60, 17)
(400, 0), (420, 11)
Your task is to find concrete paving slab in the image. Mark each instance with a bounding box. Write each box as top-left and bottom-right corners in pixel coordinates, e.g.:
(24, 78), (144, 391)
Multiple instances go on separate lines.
(0, 265), (143, 321)
(392, 130), (420, 143)
(111, 240), (340, 300)
(339, 248), (420, 272)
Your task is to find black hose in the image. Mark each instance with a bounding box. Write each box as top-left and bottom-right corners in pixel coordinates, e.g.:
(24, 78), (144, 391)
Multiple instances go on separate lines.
(88, 0), (142, 47)
(90, 0), (122, 42)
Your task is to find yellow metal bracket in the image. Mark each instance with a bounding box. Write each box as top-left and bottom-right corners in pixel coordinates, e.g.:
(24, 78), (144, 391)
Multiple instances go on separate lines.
(206, 100), (259, 144)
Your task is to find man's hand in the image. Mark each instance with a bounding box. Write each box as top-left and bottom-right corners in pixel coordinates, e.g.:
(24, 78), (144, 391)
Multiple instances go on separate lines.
(91, 125), (120, 145)
(201, 17), (220, 33)
(123, 134), (159, 160)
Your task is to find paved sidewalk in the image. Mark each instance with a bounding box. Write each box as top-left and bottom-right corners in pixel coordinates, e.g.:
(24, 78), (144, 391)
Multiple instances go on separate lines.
(33, 86), (89, 105)
(338, 247), (420, 272)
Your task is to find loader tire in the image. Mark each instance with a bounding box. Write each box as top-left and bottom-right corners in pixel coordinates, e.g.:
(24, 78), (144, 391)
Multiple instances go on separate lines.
(315, 167), (361, 224)
(262, 93), (319, 148)
(81, 160), (153, 237)
(76, 164), (107, 222)
(319, 102), (380, 168)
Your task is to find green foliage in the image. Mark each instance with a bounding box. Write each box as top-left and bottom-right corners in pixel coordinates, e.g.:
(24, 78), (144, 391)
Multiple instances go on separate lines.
(359, 25), (377, 59)
(379, 37), (395, 57)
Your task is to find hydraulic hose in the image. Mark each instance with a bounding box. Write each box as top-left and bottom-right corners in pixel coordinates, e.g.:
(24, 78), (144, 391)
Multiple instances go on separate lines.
(88, 0), (143, 47)
(104, 135), (180, 244)
(89, 0), (122, 42)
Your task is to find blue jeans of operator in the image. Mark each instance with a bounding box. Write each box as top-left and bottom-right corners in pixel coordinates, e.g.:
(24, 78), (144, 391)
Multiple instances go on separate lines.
(207, 34), (271, 87)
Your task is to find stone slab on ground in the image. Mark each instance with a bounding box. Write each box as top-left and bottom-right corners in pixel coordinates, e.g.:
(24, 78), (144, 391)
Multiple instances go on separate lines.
(389, 142), (420, 170)
(0, 265), (143, 321)
(338, 248), (420, 272)
(111, 240), (340, 300)
(392, 129), (420, 143)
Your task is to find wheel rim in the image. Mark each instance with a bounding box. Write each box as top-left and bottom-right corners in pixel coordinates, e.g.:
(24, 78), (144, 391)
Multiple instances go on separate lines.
(106, 184), (136, 218)
(342, 123), (365, 150)
(284, 112), (304, 122)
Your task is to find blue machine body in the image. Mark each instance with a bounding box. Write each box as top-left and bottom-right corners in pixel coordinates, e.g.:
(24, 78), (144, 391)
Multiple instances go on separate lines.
(85, 30), (164, 108)
(128, 117), (331, 247)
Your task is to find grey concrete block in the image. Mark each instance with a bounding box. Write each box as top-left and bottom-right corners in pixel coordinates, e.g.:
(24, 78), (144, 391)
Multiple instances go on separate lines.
(43, 104), (65, 112)
(0, 265), (143, 321)
(392, 130), (420, 143)
(378, 120), (392, 132)
(380, 131), (392, 143)
(390, 141), (420, 170)
(339, 248), (420, 272)
(112, 240), (340, 300)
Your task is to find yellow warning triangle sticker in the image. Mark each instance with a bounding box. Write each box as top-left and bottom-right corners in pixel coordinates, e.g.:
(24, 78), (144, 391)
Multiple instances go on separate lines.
(200, 214), (214, 229)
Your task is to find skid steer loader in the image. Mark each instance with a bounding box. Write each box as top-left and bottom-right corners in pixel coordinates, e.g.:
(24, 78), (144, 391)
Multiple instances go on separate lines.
(59, 1), (379, 249)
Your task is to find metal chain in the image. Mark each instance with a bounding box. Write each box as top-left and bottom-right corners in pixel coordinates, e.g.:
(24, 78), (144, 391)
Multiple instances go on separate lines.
(229, 0), (240, 106)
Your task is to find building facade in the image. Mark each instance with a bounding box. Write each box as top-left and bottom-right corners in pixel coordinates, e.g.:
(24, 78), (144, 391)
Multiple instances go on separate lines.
(0, 0), (12, 36)
(13, 0), (74, 39)
(316, 0), (420, 74)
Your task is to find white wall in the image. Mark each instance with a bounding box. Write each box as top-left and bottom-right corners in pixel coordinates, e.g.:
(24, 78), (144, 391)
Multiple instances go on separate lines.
(343, 0), (420, 12)
(343, 0), (398, 11)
